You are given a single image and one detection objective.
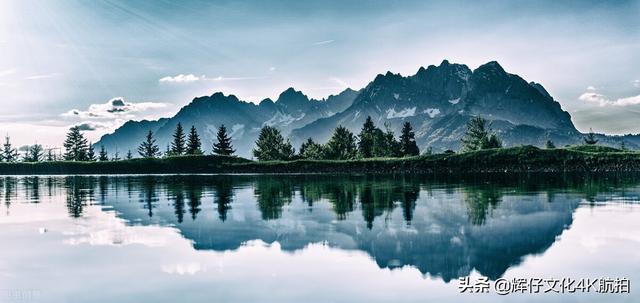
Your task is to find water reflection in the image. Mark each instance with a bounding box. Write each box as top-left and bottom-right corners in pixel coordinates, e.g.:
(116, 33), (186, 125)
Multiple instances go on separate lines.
(1, 173), (639, 282)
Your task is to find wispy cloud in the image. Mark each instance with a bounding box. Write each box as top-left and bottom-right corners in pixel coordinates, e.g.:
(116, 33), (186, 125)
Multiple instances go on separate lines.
(633, 80), (640, 88)
(159, 74), (260, 83)
(312, 39), (335, 46)
(159, 74), (201, 83)
(0, 68), (16, 77)
(579, 89), (640, 107)
(24, 73), (61, 80)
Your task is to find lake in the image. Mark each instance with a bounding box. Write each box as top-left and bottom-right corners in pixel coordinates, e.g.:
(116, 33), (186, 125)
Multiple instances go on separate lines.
(0, 174), (638, 302)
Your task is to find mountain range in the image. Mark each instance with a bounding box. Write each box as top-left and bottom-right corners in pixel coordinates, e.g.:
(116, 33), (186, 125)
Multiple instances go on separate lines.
(95, 60), (638, 157)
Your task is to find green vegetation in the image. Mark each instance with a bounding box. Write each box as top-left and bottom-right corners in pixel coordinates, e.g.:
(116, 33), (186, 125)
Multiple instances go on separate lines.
(252, 126), (295, 161)
(138, 130), (161, 158)
(461, 116), (502, 151)
(212, 124), (235, 156)
(3, 145), (640, 175)
(186, 125), (203, 155)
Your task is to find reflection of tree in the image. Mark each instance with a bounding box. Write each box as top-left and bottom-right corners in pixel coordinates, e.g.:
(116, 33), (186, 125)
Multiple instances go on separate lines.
(254, 178), (293, 220)
(167, 179), (186, 223)
(463, 185), (502, 225)
(1, 177), (17, 213)
(23, 177), (41, 203)
(186, 177), (202, 221)
(98, 176), (109, 204)
(213, 177), (234, 222)
(65, 176), (95, 218)
(139, 176), (158, 218)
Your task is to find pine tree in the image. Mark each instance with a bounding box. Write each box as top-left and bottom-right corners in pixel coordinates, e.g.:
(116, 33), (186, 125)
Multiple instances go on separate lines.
(213, 124), (235, 155)
(170, 122), (186, 155)
(299, 138), (325, 159)
(126, 150), (133, 160)
(252, 126), (294, 161)
(86, 143), (96, 161)
(63, 126), (89, 161)
(112, 151), (121, 161)
(324, 126), (357, 160)
(24, 144), (44, 162)
(1, 135), (18, 162)
(399, 122), (420, 156)
(186, 125), (203, 155)
(545, 140), (556, 149)
(138, 130), (160, 158)
(584, 128), (598, 145)
(99, 146), (109, 161)
(461, 116), (502, 151)
(357, 116), (376, 158)
(46, 149), (55, 161)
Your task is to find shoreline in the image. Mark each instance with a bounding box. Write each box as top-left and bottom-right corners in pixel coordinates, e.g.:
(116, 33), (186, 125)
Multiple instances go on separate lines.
(1, 145), (639, 175)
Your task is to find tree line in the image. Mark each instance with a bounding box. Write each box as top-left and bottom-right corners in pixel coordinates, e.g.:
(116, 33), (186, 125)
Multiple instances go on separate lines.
(1, 113), (611, 163)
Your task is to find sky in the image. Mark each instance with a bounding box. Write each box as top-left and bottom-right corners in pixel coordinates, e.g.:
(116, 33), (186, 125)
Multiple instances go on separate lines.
(0, 0), (639, 148)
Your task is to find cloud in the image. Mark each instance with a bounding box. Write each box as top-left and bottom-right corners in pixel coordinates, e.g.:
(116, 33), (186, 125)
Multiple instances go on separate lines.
(75, 122), (108, 131)
(579, 90), (640, 107)
(312, 39), (335, 46)
(0, 68), (16, 77)
(159, 74), (200, 83)
(586, 85), (596, 91)
(633, 80), (640, 88)
(62, 97), (169, 119)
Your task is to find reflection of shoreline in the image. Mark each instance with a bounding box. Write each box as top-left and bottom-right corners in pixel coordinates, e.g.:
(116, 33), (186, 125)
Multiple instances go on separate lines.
(1, 174), (638, 282)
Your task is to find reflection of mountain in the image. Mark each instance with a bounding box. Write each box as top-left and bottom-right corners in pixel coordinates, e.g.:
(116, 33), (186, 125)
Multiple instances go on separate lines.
(5, 174), (638, 282)
(88, 175), (588, 281)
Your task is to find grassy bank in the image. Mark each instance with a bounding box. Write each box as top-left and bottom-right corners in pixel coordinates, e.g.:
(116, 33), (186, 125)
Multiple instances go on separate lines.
(1, 145), (639, 175)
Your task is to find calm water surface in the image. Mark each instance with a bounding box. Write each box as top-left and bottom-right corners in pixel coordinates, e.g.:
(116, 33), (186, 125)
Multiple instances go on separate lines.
(0, 174), (638, 302)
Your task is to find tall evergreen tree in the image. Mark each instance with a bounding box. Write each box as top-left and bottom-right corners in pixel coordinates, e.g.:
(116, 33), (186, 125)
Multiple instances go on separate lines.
(170, 122), (186, 155)
(252, 126), (294, 161)
(63, 126), (89, 161)
(98, 146), (109, 161)
(126, 150), (133, 160)
(461, 116), (493, 152)
(357, 116), (376, 158)
(24, 144), (44, 162)
(1, 135), (18, 162)
(324, 126), (357, 160)
(86, 143), (96, 161)
(46, 149), (56, 161)
(399, 122), (420, 156)
(584, 128), (599, 145)
(112, 151), (121, 161)
(299, 138), (325, 159)
(138, 130), (160, 158)
(213, 124), (235, 155)
(186, 125), (203, 155)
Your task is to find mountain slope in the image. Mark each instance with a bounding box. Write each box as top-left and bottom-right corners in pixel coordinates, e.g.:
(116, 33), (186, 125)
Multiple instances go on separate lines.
(291, 60), (580, 151)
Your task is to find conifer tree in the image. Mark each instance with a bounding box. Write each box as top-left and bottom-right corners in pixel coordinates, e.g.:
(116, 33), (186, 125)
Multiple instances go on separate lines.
(461, 116), (501, 151)
(170, 123), (186, 155)
(252, 126), (294, 161)
(357, 116), (376, 158)
(138, 130), (160, 158)
(99, 146), (109, 161)
(399, 122), (420, 156)
(112, 151), (121, 161)
(63, 126), (89, 161)
(86, 143), (96, 161)
(46, 149), (56, 161)
(24, 144), (44, 162)
(299, 138), (325, 159)
(126, 150), (133, 160)
(1, 135), (18, 162)
(324, 125), (357, 160)
(186, 125), (203, 155)
(213, 124), (235, 155)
